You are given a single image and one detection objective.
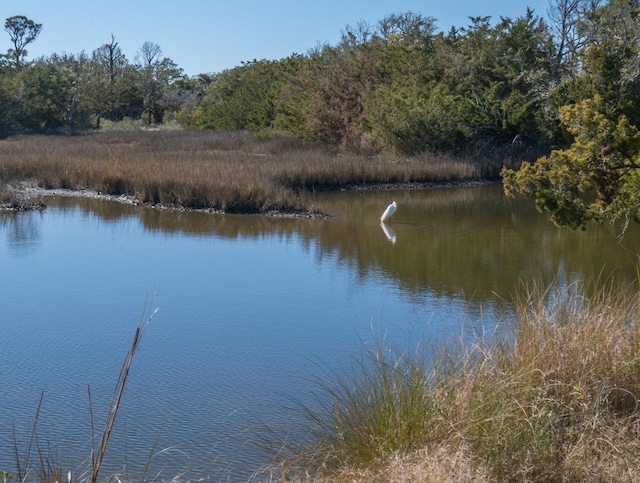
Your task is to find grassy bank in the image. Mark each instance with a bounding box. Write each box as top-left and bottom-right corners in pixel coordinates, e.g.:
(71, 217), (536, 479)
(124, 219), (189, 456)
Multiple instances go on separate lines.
(277, 279), (640, 482)
(0, 130), (509, 215)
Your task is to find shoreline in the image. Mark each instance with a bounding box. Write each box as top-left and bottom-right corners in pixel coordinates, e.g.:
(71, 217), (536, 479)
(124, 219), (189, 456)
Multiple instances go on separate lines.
(0, 178), (500, 218)
(1, 184), (332, 219)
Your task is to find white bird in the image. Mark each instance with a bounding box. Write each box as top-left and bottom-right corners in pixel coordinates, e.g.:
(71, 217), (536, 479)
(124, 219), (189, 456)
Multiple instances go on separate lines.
(380, 201), (397, 222)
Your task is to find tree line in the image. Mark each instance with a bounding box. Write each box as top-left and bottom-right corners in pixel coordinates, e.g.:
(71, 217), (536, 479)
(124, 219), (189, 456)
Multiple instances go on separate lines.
(1, 1), (639, 158)
(0, 16), (207, 131)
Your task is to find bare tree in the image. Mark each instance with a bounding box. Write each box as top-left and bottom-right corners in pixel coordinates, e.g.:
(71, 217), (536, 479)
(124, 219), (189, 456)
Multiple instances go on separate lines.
(137, 41), (162, 68)
(136, 42), (181, 124)
(547, 0), (602, 71)
(93, 34), (126, 83)
(90, 35), (130, 122)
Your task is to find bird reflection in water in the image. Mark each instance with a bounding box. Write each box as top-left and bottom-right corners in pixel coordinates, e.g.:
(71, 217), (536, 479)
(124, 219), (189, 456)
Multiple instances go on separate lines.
(380, 221), (397, 244)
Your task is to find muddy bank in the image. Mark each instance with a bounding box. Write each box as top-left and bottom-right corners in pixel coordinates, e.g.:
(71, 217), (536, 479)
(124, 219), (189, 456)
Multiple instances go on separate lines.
(0, 200), (47, 212)
(0, 185), (332, 219)
(337, 178), (498, 191)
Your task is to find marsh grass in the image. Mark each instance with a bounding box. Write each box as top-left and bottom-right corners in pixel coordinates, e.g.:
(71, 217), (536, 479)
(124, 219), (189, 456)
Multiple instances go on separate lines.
(0, 130), (506, 215)
(279, 279), (640, 482)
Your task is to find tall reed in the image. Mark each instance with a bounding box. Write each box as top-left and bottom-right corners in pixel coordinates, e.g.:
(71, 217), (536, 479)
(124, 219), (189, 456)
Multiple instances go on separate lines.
(89, 297), (158, 483)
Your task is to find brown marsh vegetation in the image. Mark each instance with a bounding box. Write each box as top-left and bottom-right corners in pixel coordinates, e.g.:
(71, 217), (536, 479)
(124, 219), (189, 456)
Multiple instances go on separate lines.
(0, 130), (508, 216)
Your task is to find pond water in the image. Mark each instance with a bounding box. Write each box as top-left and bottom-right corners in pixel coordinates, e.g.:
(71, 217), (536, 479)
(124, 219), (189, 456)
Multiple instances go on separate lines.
(1, 184), (639, 480)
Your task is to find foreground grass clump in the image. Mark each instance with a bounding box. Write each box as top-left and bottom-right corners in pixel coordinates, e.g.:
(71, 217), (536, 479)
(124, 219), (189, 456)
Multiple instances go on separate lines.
(0, 130), (504, 215)
(279, 281), (640, 482)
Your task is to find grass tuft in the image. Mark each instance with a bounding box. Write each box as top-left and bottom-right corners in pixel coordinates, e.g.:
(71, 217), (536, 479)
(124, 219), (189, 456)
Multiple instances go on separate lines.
(276, 278), (640, 481)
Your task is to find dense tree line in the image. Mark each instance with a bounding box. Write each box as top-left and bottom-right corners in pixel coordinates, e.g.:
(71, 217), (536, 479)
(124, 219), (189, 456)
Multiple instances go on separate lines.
(178, 10), (557, 154)
(1, 1), (638, 159)
(178, 0), (639, 158)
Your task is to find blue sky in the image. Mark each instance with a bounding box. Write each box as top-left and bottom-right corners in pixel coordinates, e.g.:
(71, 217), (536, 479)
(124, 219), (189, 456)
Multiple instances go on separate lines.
(3, 1), (550, 76)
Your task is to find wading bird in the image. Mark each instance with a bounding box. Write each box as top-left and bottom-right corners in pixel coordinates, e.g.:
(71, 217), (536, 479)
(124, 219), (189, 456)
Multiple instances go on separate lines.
(380, 201), (397, 222)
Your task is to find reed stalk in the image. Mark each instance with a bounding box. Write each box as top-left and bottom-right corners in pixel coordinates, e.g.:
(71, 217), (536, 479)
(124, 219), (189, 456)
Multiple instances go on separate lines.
(11, 392), (44, 482)
(89, 297), (158, 483)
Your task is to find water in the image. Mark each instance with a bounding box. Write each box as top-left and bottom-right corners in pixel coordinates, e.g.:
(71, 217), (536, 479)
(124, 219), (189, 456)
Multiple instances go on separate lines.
(1, 184), (639, 480)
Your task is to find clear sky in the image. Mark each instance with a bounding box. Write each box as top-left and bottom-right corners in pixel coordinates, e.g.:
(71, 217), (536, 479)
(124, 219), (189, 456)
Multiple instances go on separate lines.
(2, 1), (551, 76)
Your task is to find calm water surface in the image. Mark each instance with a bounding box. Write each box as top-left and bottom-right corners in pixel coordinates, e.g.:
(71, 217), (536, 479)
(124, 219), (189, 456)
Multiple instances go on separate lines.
(1, 184), (639, 480)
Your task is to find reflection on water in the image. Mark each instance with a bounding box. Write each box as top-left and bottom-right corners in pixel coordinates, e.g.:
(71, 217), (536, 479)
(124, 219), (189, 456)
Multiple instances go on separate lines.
(1, 184), (639, 479)
(313, 185), (640, 300)
(379, 221), (397, 244)
(32, 186), (640, 302)
(0, 211), (43, 256)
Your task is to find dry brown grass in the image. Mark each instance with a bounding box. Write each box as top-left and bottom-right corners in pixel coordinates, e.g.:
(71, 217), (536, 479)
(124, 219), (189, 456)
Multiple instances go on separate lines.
(271, 445), (490, 483)
(0, 130), (501, 215)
